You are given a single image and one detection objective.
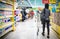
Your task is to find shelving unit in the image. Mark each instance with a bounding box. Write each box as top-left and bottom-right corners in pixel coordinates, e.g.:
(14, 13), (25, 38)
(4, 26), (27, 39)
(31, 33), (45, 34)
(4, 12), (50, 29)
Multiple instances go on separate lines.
(49, 0), (60, 38)
(0, 0), (15, 37)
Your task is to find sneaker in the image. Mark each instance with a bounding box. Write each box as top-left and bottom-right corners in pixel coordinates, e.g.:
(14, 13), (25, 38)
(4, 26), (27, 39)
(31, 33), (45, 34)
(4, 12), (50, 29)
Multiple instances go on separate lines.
(42, 33), (45, 36)
(47, 35), (50, 38)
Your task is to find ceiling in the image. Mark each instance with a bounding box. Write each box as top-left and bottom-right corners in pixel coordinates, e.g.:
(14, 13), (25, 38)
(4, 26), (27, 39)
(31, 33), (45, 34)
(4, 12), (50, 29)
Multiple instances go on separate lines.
(16, 0), (44, 7)
(16, 0), (60, 8)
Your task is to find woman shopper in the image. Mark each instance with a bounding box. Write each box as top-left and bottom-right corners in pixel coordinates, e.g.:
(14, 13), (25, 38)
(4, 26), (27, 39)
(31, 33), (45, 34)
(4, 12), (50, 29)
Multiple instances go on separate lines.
(40, 4), (50, 38)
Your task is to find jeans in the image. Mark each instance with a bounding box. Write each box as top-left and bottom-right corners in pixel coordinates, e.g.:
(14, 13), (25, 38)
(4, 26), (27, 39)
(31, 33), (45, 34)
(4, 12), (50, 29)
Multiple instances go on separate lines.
(42, 19), (50, 35)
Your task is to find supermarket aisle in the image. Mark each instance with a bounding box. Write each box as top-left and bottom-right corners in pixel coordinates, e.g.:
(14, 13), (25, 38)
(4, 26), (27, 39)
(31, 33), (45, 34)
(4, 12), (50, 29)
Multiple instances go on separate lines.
(1, 17), (58, 39)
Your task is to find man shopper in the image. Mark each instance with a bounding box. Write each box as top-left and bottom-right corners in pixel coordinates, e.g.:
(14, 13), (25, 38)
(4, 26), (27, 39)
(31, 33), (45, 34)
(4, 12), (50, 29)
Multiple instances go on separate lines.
(40, 4), (50, 38)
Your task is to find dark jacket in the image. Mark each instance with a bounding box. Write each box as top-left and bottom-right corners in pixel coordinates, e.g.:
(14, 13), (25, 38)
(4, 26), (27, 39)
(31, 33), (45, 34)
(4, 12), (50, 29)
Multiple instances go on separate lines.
(40, 8), (50, 24)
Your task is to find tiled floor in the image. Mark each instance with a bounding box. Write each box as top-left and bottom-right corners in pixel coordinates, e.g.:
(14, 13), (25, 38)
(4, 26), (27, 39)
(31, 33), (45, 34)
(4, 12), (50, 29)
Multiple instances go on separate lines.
(0, 17), (58, 39)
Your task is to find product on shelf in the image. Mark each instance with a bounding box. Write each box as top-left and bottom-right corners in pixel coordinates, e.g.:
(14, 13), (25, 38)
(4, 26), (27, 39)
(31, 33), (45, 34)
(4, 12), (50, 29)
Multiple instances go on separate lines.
(0, 18), (11, 34)
(0, 19), (4, 26)
(0, 2), (5, 8)
(3, 18), (11, 22)
(0, 2), (12, 9)
(4, 10), (12, 16)
(5, 4), (12, 8)
(0, 10), (4, 16)
(0, 18), (11, 26)
(0, 28), (4, 34)
(0, 10), (12, 17)
(5, 25), (12, 30)
(1, 0), (7, 2)
(52, 13), (60, 26)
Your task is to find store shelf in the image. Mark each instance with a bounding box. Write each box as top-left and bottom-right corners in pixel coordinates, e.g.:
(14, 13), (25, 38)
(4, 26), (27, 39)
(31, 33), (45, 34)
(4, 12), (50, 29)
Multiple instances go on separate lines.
(0, 8), (12, 11)
(51, 22), (57, 31)
(52, 27), (60, 39)
(51, 22), (60, 36)
(51, 22), (58, 26)
(0, 27), (12, 37)
(0, 22), (14, 29)
(0, 15), (14, 19)
(50, 16), (53, 19)
(0, 0), (13, 6)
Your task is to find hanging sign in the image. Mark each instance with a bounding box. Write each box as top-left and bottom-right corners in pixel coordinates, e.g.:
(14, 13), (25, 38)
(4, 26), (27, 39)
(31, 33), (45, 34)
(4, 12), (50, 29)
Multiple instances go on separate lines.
(49, 0), (56, 4)
(42, 0), (49, 4)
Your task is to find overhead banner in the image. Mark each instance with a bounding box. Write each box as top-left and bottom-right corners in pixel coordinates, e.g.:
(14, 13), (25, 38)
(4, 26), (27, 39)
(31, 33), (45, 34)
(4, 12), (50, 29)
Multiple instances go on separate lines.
(42, 0), (49, 4)
(49, 0), (56, 4)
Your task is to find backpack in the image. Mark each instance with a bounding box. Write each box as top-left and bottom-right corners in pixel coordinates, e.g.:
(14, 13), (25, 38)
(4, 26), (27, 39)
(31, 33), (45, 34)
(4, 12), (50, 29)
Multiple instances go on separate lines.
(40, 9), (45, 20)
(40, 8), (50, 21)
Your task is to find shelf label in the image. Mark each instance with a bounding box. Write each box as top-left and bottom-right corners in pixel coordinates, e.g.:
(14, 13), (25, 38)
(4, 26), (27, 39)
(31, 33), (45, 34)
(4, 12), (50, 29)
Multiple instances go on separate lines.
(42, 0), (49, 4)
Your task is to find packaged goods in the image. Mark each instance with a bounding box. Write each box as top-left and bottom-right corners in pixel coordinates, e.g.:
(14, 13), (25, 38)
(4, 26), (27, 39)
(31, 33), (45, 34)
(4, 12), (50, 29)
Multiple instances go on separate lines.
(0, 28), (4, 34)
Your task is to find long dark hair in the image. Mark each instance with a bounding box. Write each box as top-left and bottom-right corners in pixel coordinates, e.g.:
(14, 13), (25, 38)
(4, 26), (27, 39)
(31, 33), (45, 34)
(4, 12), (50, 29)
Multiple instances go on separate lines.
(45, 4), (49, 9)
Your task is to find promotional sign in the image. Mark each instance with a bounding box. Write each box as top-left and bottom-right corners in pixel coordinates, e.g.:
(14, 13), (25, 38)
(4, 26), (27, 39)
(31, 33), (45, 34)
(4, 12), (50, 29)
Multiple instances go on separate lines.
(56, 3), (60, 13)
(42, 0), (49, 4)
(49, 6), (52, 11)
(52, 7), (56, 13)
(49, 0), (56, 4)
(52, 5), (56, 13)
